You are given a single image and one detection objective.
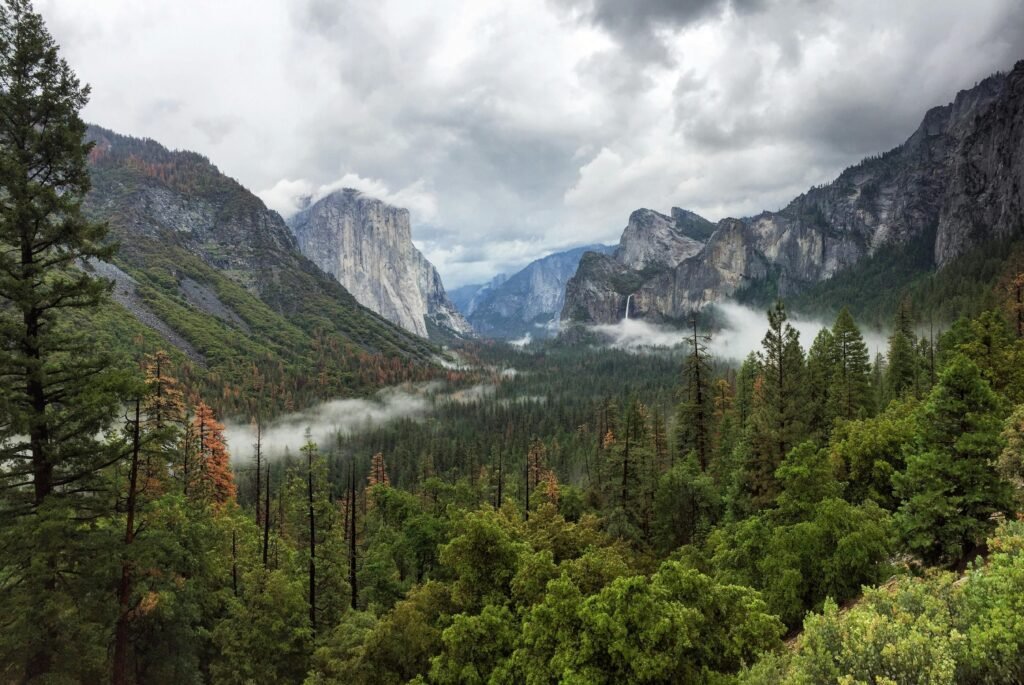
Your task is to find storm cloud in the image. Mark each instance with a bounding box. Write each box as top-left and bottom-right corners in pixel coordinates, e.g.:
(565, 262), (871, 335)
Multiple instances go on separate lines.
(36, 0), (1024, 287)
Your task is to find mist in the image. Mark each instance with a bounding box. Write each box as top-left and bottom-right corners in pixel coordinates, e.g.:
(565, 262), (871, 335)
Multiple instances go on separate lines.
(224, 384), (435, 462)
(224, 381), (509, 463)
(589, 301), (889, 361)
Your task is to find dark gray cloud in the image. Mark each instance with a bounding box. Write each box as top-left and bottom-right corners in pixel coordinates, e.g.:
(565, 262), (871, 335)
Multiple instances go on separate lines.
(34, 0), (1024, 287)
(554, 0), (765, 63)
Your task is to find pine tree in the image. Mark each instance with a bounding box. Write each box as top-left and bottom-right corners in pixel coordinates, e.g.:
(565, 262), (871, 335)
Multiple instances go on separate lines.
(735, 353), (759, 429)
(805, 327), (837, 436)
(368, 452), (390, 487)
(676, 317), (714, 470)
(827, 308), (873, 422)
(253, 416), (263, 525)
(894, 355), (1012, 564)
(747, 301), (807, 508)
(142, 350), (185, 433)
(0, 2), (127, 676)
(540, 469), (560, 507)
(141, 350), (184, 493)
(871, 352), (887, 410)
(886, 300), (917, 400)
(302, 439), (318, 637)
(711, 378), (736, 468)
(112, 396), (142, 685)
(347, 459), (358, 610)
(193, 402), (236, 506)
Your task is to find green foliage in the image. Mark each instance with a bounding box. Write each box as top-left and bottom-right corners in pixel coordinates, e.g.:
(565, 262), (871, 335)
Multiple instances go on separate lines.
(747, 521), (1024, 685)
(211, 570), (313, 684)
(894, 355), (1012, 565)
(652, 455), (722, 553)
(828, 308), (874, 423)
(514, 562), (783, 684)
(830, 398), (918, 510)
(709, 443), (894, 628)
(439, 509), (528, 610)
(746, 301), (808, 508)
(429, 604), (518, 685)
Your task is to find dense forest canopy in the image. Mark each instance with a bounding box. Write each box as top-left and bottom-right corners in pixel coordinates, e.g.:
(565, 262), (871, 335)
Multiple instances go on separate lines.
(2, 2), (1024, 684)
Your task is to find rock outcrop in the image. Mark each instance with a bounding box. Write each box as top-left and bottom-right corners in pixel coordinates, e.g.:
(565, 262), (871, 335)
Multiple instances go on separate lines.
(287, 189), (472, 339)
(563, 61), (1024, 324)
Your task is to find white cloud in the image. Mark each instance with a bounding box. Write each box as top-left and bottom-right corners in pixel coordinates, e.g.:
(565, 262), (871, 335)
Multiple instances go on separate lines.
(257, 174), (439, 222)
(589, 301), (889, 359)
(224, 380), (496, 461)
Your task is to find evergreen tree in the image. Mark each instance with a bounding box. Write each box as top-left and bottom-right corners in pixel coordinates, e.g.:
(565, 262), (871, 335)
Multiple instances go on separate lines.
(368, 452), (390, 487)
(894, 355), (1012, 565)
(997, 405), (1024, 509)
(141, 350), (184, 491)
(827, 308), (873, 422)
(676, 317), (714, 470)
(886, 300), (917, 400)
(871, 351), (887, 410)
(746, 301), (807, 508)
(0, 2), (128, 677)
(193, 402), (236, 506)
(805, 327), (837, 436)
(735, 352), (758, 429)
(302, 439), (318, 637)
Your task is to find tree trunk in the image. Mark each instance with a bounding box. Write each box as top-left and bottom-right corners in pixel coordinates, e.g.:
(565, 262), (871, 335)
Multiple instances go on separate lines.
(262, 462), (271, 568)
(348, 463), (357, 610)
(112, 399), (142, 685)
(307, 448), (316, 636)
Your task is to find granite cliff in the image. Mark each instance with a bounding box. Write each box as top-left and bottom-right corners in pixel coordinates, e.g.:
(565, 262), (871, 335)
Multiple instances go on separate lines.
(287, 190), (472, 339)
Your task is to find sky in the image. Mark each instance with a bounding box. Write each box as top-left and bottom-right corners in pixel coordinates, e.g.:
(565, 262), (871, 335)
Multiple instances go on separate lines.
(36, 0), (1024, 287)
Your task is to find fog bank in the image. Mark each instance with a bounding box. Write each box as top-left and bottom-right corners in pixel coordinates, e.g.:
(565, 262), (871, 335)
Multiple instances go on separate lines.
(225, 384), (435, 462)
(589, 301), (888, 360)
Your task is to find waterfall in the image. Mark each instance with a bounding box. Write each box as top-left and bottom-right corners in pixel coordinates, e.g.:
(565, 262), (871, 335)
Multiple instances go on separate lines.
(624, 294), (633, 320)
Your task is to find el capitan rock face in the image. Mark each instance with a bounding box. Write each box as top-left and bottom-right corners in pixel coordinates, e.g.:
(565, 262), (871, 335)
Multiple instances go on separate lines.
(563, 61), (1024, 324)
(287, 189), (472, 339)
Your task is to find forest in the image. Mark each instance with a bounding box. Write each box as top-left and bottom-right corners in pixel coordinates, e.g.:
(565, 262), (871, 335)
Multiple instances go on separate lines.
(2, 2), (1024, 684)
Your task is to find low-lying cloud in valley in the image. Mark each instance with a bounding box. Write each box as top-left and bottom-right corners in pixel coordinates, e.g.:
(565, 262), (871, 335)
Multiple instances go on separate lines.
(224, 382), (505, 463)
(590, 301), (889, 360)
(224, 385), (434, 462)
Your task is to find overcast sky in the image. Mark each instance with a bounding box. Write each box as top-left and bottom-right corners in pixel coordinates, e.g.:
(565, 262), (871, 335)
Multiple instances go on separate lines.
(36, 0), (1024, 287)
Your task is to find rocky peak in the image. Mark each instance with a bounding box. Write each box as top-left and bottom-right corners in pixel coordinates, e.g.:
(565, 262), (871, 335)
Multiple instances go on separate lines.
(287, 189), (472, 339)
(671, 207), (717, 242)
(614, 208), (706, 271)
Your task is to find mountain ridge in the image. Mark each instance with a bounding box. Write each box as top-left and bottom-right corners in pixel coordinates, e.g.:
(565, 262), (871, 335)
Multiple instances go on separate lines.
(562, 61), (1024, 325)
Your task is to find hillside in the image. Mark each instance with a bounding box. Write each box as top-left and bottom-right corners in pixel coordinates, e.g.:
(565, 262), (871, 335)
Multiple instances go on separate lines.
(83, 126), (439, 416)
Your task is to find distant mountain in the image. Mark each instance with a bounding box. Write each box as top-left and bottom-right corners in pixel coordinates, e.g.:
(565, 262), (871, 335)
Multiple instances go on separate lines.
(563, 61), (1024, 325)
(449, 273), (508, 318)
(83, 126), (436, 411)
(287, 189), (472, 339)
(467, 244), (614, 339)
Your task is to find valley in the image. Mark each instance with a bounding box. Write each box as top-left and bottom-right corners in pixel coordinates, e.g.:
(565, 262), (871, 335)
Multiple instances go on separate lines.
(2, 2), (1024, 684)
